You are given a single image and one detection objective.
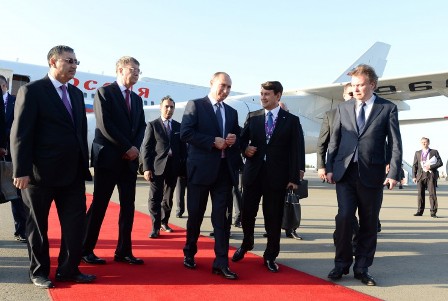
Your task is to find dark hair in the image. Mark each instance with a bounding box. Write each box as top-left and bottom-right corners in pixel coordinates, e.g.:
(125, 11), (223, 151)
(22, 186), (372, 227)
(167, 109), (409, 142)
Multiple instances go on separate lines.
(421, 137), (430, 143)
(261, 81), (283, 95)
(0, 75), (7, 84)
(47, 45), (75, 66)
(160, 95), (175, 106)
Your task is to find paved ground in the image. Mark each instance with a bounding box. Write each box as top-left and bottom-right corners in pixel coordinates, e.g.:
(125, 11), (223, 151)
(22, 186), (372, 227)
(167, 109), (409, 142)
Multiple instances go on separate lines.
(1, 170), (447, 301)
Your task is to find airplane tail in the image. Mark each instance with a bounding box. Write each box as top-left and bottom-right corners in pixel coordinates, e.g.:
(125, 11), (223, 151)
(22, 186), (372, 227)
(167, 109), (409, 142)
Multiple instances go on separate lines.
(333, 42), (391, 83)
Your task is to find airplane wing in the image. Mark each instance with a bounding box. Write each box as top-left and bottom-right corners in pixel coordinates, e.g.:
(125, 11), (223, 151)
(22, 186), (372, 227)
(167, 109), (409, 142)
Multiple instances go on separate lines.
(287, 71), (448, 104)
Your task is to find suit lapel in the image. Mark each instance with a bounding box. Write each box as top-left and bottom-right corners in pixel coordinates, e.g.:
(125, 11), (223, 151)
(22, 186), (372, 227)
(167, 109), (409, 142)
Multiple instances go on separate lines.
(43, 77), (75, 127)
(111, 82), (131, 121)
(269, 108), (287, 143)
(203, 97), (221, 136)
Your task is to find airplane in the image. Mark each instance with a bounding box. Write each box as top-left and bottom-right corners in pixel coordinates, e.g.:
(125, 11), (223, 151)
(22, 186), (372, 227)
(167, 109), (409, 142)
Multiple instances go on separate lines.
(1, 42), (448, 157)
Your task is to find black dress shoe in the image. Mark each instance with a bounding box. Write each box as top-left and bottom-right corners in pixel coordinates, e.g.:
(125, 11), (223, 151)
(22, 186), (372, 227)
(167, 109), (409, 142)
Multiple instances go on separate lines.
(30, 276), (54, 289)
(176, 213), (183, 218)
(82, 253), (106, 264)
(161, 224), (173, 232)
(183, 256), (196, 269)
(431, 213), (438, 218)
(264, 259), (279, 273)
(285, 230), (303, 240)
(149, 229), (160, 238)
(232, 247), (249, 262)
(414, 212), (423, 216)
(14, 234), (27, 243)
(327, 267), (349, 280)
(114, 254), (144, 265)
(55, 272), (96, 283)
(354, 271), (377, 286)
(234, 220), (242, 228)
(212, 266), (238, 280)
(262, 232), (268, 237)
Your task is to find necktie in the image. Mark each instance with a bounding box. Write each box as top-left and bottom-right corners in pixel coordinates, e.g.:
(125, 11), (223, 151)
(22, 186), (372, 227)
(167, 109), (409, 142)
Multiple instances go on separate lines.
(60, 85), (74, 122)
(165, 120), (171, 137)
(124, 89), (131, 113)
(267, 111), (273, 129)
(357, 102), (366, 133)
(215, 103), (224, 137)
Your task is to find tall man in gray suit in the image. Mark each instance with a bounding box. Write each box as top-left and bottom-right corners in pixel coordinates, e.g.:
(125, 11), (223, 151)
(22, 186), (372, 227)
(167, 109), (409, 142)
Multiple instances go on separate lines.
(11, 45), (95, 288)
(412, 137), (443, 218)
(82, 56), (146, 265)
(326, 64), (402, 286)
(181, 72), (241, 280)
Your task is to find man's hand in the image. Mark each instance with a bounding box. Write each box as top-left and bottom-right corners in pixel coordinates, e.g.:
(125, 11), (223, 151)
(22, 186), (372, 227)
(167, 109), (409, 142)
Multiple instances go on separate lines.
(299, 170), (305, 181)
(123, 146), (139, 161)
(214, 137), (228, 150)
(326, 172), (335, 184)
(244, 145), (257, 157)
(225, 133), (236, 147)
(383, 178), (398, 190)
(412, 177), (417, 184)
(143, 170), (153, 182)
(14, 176), (30, 189)
(286, 182), (299, 190)
(318, 168), (326, 180)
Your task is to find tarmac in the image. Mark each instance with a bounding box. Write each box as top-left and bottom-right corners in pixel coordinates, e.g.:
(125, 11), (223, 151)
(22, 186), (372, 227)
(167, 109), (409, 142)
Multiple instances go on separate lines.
(1, 170), (447, 301)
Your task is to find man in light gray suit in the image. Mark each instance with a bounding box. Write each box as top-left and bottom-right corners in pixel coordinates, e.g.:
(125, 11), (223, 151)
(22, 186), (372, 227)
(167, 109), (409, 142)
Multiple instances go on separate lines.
(325, 64), (402, 286)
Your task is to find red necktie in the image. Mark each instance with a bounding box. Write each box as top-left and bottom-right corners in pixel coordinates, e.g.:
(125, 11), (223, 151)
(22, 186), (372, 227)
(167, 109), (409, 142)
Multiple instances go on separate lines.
(124, 89), (131, 113)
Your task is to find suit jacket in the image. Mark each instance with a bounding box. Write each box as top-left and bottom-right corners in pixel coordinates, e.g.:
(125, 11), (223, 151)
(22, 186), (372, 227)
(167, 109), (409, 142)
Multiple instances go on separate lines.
(240, 108), (300, 189)
(141, 117), (186, 176)
(316, 108), (336, 169)
(412, 149), (443, 181)
(326, 95), (402, 188)
(4, 92), (15, 153)
(91, 81), (146, 172)
(11, 75), (91, 186)
(0, 92), (6, 149)
(180, 96), (240, 186)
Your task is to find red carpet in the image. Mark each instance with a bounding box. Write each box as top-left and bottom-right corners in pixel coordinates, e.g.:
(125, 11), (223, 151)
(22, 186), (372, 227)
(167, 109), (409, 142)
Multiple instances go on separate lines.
(47, 194), (379, 301)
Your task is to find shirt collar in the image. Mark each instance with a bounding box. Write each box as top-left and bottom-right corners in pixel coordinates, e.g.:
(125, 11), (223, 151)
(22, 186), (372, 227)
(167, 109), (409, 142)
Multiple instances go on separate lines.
(48, 72), (66, 90)
(265, 105), (281, 119)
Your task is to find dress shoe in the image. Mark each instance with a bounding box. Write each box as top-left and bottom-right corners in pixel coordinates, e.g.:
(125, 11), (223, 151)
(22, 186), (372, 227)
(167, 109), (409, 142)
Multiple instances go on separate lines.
(212, 266), (238, 280)
(327, 267), (349, 280)
(183, 256), (196, 269)
(114, 254), (144, 265)
(264, 259), (279, 273)
(413, 212), (423, 216)
(431, 213), (438, 218)
(285, 230), (303, 240)
(82, 253), (106, 264)
(354, 271), (377, 286)
(149, 229), (160, 238)
(161, 224), (173, 232)
(14, 234), (27, 243)
(232, 247), (249, 262)
(262, 232), (268, 237)
(234, 220), (242, 228)
(176, 213), (183, 218)
(30, 275), (54, 289)
(55, 272), (96, 283)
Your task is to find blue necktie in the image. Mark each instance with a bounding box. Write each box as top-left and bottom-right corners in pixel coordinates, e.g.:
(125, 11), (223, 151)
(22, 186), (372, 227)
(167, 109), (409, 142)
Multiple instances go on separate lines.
(215, 103), (224, 137)
(267, 111), (273, 129)
(357, 103), (366, 133)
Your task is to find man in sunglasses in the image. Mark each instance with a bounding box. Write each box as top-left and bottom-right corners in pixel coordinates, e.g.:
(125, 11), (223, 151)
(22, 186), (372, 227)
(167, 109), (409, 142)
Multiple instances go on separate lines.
(11, 45), (95, 288)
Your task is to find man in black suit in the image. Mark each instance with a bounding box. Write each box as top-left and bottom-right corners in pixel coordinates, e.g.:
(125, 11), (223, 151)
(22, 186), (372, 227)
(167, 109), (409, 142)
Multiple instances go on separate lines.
(1, 75), (27, 243)
(232, 81), (301, 273)
(82, 56), (146, 265)
(412, 137), (443, 218)
(181, 72), (241, 280)
(11, 45), (95, 288)
(141, 96), (186, 238)
(326, 64), (402, 286)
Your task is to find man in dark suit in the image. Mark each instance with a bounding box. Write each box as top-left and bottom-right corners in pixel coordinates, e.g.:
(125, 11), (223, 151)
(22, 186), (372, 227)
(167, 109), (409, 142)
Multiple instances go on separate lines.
(82, 56), (146, 266)
(181, 72), (241, 280)
(141, 96), (186, 238)
(1, 75), (27, 243)
(326, 64), (402, 286)
(11, 45), (95, 288)
(232, 81), (301, 273)
(412, 137), (443, 218)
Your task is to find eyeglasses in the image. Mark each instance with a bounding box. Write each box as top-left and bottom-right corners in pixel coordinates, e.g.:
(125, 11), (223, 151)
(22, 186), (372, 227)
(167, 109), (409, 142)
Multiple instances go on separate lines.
(123, 67), (142, 75)
(59, 58), (80, 65)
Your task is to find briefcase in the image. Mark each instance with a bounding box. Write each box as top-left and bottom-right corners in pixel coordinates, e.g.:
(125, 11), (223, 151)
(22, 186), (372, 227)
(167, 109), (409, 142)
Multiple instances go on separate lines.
(0, 159), (20, 204)
(297, 179), (308, 199)
(281, 189), (301, 230)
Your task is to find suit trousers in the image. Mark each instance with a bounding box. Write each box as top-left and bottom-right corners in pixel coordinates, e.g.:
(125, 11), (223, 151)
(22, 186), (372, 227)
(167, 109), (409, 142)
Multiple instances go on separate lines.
(10, 190), (27, 237)
(83, 162), (137, 257)
(183, 159), (233, 268)
(417, 174), (438, 214)
(334, 162), (383, 272)
(174, 176), (187, 216)
(22, 176), (86, 278)
(241, 163), (285, 261)
(148, 158), (177, 229)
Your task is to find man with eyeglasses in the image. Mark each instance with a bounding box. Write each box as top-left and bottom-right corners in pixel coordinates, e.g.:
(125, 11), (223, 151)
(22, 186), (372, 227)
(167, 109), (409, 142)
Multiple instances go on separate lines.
(11, 45), (95, 288)
(82, 56), (146, 266)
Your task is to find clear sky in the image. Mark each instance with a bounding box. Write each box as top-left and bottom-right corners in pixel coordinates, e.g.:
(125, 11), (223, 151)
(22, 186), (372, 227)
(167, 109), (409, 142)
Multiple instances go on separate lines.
(2, 0), (448, 168)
